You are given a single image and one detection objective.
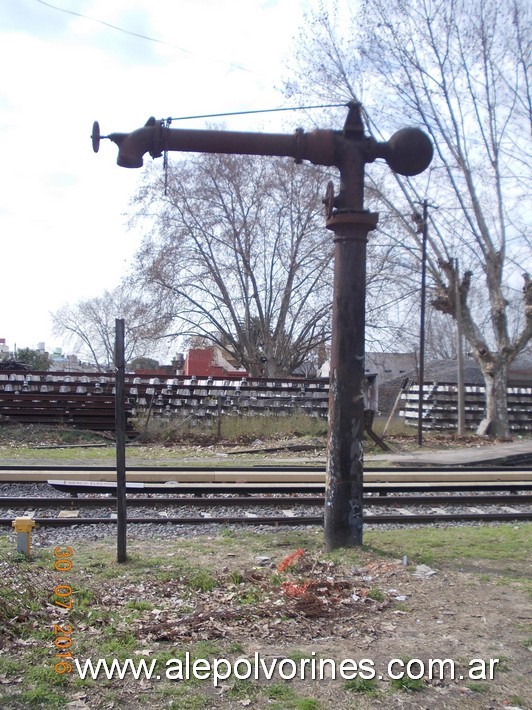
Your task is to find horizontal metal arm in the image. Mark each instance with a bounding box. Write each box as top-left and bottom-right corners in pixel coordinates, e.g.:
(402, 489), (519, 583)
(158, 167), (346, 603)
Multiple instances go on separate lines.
(108, 121), (338, 169)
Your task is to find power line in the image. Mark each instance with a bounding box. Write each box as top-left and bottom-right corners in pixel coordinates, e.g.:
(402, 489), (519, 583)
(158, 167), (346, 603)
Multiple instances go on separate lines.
(33, 0), (254, 74)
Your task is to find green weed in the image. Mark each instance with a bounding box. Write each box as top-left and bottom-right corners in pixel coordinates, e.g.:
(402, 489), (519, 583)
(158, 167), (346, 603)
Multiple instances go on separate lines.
(390, 675), (425, 692)
(467, 682), (488, 693)
(20, 688), (66, 708)
(186, 569), (218, 592)
(344, 676), (379, 694)
(267, 682), (298, 701)
(366, 587), (386, 602)
(227, 677), (258, 700)
(125, 599), (154, 611)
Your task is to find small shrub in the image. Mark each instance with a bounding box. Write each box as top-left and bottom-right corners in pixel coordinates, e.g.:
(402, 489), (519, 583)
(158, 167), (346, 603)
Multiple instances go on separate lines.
(366, 587), (386, 602)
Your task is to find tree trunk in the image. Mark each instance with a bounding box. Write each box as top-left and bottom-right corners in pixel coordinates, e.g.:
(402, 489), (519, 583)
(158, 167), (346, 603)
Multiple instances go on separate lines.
(477, 358), (510, 439)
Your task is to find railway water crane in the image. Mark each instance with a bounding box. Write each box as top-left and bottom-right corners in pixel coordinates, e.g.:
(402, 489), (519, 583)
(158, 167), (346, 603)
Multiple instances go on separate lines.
(92, 102), (433, 549)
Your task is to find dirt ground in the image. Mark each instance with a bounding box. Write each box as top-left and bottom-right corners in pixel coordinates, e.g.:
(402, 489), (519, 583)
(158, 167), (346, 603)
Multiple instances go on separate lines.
(3, 527), (531, 710)
(129, 543), (532, 710)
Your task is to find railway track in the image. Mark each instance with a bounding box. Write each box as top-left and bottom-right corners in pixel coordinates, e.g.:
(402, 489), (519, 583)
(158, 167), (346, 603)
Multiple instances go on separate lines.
(1, 514), (531, 527)
(1, 464), (531, 528)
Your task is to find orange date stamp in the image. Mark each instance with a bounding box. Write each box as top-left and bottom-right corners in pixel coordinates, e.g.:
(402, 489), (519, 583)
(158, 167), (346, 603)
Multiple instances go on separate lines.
(52, 546), (74, 674)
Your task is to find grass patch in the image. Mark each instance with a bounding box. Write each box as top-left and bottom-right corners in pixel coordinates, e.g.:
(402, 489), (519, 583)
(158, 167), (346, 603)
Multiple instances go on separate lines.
(26, 664), (69, 688)
(390, 675), (425, 692)
(227, 677), (258, 700)
(186, 569), (219, 592)
(266, 690), (323, 710)
(137, 411), (327, 444)
(366, 587), (386, 602)
(467, 681), (489, 693)
(344, 676), (379, 694)
(236, 588), (263, 605)
(99, 632), (137, 659)
(365, 524), (532, 565)
(19, 688), (66, 708)
(293, 699), (322, 710)
(267, 682), (298, 701)
(166, 686), (211, 709)
(124, 599), (154, 611)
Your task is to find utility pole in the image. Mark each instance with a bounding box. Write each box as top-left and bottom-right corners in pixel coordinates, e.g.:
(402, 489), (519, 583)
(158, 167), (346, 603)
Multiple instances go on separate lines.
(115, 318), (127, 563)
(93, 103), (432, 548)
(412, 200), (428, 446)
(455, 258), (466, 435)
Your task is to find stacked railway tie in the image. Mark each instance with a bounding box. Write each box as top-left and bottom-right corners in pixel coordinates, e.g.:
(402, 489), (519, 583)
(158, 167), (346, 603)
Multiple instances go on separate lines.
(0, 370), (331, 431)
(1, 464), (531, 541)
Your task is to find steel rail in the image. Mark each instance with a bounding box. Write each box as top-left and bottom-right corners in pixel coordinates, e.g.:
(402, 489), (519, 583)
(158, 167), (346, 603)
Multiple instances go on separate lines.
(1, 464), (531, 472)
(1, 494), (531, 508)
(0, 512), (531, 527)
(5, 481), (532, 494)
(0, 464), (325, 472)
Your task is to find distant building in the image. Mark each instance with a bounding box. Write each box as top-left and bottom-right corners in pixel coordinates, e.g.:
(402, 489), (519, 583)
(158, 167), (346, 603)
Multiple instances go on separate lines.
(364, 352), (417, 383)
(320, 351), (417, 384)
(184, 347), (247, 378)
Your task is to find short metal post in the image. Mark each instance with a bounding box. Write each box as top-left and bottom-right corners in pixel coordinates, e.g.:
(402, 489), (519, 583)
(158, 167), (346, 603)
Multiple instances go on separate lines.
(217, 395), (222, 439)
(12, 517), (36, 557)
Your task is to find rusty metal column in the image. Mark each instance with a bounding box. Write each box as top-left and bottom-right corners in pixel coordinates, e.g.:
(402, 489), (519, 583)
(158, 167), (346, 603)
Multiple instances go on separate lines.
(324, 211), (377, 550)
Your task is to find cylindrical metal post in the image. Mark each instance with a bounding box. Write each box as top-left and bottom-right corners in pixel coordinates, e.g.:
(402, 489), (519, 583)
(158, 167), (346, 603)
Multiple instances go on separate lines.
(115, 318), (127, 563)
(324, 211), (378, 550)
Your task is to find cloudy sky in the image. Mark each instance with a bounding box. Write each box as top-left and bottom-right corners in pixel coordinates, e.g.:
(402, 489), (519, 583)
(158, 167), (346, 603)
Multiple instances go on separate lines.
(0, 0), (333, 358)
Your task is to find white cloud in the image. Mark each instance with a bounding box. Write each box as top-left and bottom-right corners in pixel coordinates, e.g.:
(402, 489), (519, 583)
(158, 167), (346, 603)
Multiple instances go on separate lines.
(0, 0), (327, 355)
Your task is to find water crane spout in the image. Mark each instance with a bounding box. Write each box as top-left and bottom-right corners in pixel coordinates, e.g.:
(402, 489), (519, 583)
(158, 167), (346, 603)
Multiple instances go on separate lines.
(92, 110), (433, 178)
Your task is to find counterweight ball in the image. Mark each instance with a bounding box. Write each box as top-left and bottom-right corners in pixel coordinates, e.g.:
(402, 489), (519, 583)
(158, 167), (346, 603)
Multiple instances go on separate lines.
(385, 127), (433, 176)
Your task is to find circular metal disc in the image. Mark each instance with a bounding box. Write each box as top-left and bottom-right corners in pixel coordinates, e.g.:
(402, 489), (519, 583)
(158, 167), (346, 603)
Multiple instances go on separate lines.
(91, 121), (100, 153)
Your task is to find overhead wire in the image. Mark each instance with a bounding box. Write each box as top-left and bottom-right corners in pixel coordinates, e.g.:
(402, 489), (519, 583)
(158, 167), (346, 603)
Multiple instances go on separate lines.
(33, 2), (346, 123)
(33, 0), (254, 74)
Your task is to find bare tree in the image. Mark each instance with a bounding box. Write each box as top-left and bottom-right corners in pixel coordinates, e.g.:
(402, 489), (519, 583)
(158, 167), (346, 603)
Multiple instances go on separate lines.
(286, 0), (531, 437)
(130, 153), (334, 377)
(51, 283), (172, 369)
